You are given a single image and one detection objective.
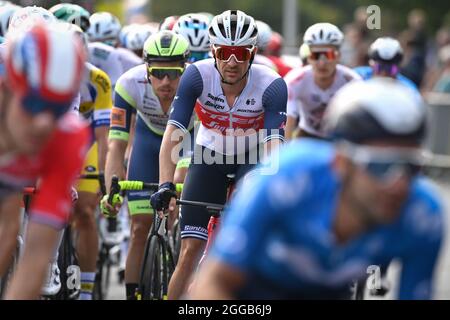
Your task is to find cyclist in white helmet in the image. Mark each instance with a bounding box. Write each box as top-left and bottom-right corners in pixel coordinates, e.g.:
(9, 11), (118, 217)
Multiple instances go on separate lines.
(285, 22), (361, 140)
(86, 12), (141, 92)
(7, 6), (56, 36)
(123, 24), (155, 58)
(150, 10), (287, 300)
(0, 1), (19, 37)
(192, 78), (442, 300)
(86, 11), (121, 47)
(253, 20), (278, 72)
(173, 13), (211, 63)
(354, 37), (420, 97)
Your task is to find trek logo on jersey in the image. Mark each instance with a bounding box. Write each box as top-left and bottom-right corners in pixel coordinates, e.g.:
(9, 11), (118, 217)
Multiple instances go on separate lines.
(246, 98), (256, 105)
(111, 107), (126, 128)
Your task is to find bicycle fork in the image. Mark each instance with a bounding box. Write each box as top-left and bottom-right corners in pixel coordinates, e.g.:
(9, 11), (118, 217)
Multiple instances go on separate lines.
(197, 215), (221, 269)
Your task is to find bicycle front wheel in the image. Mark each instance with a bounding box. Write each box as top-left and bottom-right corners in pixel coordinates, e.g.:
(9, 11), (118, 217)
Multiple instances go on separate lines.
(138, 234), (169, 300)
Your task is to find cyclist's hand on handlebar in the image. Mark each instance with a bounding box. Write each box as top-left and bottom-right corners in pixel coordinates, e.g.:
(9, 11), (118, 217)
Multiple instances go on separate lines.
(100, 193), (123, 217)
(150, 182), (177, 216)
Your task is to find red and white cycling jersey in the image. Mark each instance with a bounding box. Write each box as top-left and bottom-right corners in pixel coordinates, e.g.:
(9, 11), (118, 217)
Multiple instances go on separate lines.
(284, 64), (361, 137)
(178, 59), (285, 155)
(0, 113), (89, 229)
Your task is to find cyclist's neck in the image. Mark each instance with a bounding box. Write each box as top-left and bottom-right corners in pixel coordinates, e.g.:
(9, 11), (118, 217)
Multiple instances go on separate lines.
(159, 99), (173, 114)
(314, 70), (336, 90)
(333, 191), (371, 245)
(221, 75), (248, 103)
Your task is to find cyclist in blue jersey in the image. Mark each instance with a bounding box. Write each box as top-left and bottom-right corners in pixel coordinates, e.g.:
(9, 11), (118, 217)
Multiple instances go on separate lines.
(191, 78), (443, 300)
(354, 37), (419, 95)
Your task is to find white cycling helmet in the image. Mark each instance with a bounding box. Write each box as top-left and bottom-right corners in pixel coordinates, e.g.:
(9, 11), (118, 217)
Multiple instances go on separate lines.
(173, 13), (210, 52)
(119, 23), (137, 47)
(368, 37), (404, 64)
(0, 2), (19, 37)
(57, 21), (88, 53)
(255, 20), (272, 51)
(124, 24), (154, 51)
(303, 22), (344, 47)
(324, 78), (426, 144)
(8, 6), (56, 37)
(87, 11), (121, 45)
(5, 22), (86, 107)
(209, 10), (258, 46)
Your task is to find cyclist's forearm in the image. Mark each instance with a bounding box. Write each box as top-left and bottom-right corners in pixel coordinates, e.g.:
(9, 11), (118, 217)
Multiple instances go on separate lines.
(125, 114), (136, 163)
(190, 260), (243, 300)
(95, 126), (109, 173)
(285, 116), (298, 140)
(105, 139), (127, 192)
(159, 125), (183, 184)
(263, 138), (282, 159)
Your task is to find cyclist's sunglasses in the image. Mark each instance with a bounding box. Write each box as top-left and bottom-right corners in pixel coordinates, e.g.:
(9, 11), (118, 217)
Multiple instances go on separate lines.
(309, 49), (338, 61)
(213, 45), (255, 63)
(342, 143), (424, 183)
(22, 93), (72, 119)
(147, 66), (185, 80)
(373, 62), (399, 77)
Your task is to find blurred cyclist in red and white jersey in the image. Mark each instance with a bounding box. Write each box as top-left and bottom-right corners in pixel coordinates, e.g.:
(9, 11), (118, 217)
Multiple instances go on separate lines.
(253, 20), (278, 72)
(159, 15), (179, 31)
(0, 22), (88, 300)
(263, 29), (293, 77)
(285, 23), (361, 140)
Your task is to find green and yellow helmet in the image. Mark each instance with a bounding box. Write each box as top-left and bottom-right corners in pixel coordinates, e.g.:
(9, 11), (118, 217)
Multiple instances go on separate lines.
(49, 3), (90, 32)
(143, 30), (190, 64)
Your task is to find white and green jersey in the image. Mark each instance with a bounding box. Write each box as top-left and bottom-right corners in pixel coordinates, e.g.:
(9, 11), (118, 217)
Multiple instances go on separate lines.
(110, 64), (195, 141)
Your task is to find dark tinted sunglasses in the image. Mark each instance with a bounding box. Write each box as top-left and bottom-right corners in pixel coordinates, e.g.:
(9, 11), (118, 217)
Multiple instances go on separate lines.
(358, 161), (422, 183)
(342, 142), (424, 183)
(22, 93), (72, 119)
(147, 66), (184, 80)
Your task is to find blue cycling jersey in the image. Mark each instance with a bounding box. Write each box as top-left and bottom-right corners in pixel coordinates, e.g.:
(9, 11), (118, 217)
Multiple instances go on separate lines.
(354, 66), (420, 95)
(211, 139), (443, 299)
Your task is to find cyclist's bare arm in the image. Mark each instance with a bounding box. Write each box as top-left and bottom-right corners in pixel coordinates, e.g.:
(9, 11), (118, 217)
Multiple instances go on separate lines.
(190, 258), (245, 300)
(158, 123), (184, 185)
(0, 193), (22, 276)
(124, 114), (136, 164)
(95, 125), (109, 173)
(264, 138), (282, 158)
(105, 138), (127, 193)
(285, 115), (298, 140)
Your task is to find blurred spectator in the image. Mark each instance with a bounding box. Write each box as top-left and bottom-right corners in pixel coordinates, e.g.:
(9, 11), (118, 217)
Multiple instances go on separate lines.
(340, 6), (374, 68)
(422, 27), (450, 92)
(432, 44), (450, 93)
(400, 9), (428, 87)
(340, 23), (370, 67)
